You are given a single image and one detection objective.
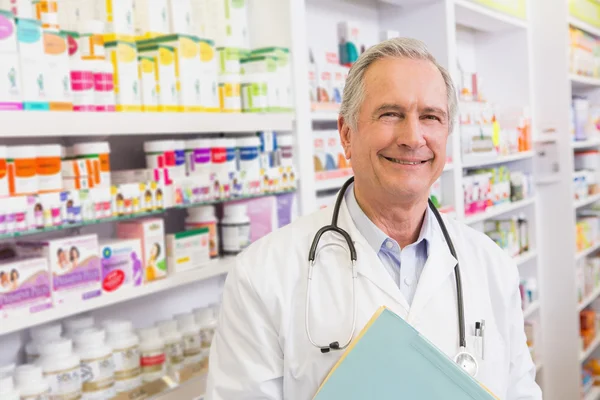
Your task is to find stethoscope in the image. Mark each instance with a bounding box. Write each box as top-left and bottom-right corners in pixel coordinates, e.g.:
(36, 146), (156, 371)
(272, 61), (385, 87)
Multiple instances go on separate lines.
(305, 177), (479, 378)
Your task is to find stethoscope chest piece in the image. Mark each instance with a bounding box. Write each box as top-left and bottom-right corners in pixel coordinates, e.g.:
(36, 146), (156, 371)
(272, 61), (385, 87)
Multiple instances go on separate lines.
(454, 347), (478, 378)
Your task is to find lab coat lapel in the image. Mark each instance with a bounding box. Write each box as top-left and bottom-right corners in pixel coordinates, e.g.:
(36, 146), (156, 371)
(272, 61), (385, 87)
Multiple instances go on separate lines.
(335, 197), (410, 310)
(407, 215), (458, 324)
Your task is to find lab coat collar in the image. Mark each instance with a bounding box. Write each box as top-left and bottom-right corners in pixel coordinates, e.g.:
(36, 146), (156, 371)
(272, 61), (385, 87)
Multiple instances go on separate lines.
(332, 189), (458, 318)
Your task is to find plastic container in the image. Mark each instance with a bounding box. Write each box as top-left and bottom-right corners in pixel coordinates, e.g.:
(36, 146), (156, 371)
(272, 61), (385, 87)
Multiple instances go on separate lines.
(137, 327), (166, 382)
(0, 373), (19, 400)
(0, 146), (8, 197)
(64, 315), (95, 338)
(186, 205), (219, 259)
(7, 145), (38, 195)
(37, 338), (82, 399)
(194, 307), (218, 349)
(156, 320), (184, 373)
(36, 144), (63, 193)
(104, 320), (142, 393)
(26, 322), (63, 363)
(174, 313), (203, 365)
(73, 328), (116, 399)
(220, 204), (251, 255)
(73, 142), (111, 187)
(14, 365), (50, 399)
(237, 137), (261, 195)
(218, 74), (242, 112)
(211, 138), (228, 198)
(184, 138), (212, 177)
(144, 140), (176, 169)
(172, 140), (186, 178)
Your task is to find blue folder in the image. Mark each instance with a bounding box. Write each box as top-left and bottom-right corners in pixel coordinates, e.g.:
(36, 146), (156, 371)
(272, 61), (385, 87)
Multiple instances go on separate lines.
(314, 307), (498, 400)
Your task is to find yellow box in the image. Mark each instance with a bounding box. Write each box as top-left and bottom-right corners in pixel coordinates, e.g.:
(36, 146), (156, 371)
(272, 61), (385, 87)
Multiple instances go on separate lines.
(105, 40), (142, 112)
(138, 56), (158, 112)
(137, 43), (179, 112)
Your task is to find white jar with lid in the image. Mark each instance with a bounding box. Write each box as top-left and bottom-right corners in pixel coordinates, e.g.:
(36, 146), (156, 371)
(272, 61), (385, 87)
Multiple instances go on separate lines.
(64, 315), (95, 339)
(194, 307), (218, 350)
(0, 373), (19, 400)
(137, 327), (166, 382)
(103, 320), (142, 393)
(220, 204), (251, 255)
(14, 365), (50, 399)
(174, 313), (203, 365)
(26, 322), (63, 363)
(37, 338), (82, 399)
(72, 142), (111, 188)
(144, 140), (176, 170)
(184, 138), (212, 177)
(236, 137), (262, 195)
(156, 320), (185, 373)
(186, 205), (219, 259)
(73, 328), (116, 399)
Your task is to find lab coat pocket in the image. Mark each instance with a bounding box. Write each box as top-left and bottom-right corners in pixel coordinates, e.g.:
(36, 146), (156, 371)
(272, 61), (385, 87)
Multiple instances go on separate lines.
(467, 328), (508, 397)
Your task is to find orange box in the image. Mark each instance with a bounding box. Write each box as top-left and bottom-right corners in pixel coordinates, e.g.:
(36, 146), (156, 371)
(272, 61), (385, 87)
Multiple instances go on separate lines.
(7, 146), (38, 196)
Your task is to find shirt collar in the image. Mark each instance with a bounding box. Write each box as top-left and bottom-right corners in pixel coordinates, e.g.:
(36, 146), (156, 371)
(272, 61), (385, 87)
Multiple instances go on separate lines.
(344, 183), (432, 255)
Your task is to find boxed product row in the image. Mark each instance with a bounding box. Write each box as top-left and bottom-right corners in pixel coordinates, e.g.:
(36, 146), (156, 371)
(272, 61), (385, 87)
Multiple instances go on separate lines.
(2, 0), (251, 48)
(313, 130), (350, 173)
(484, 215), (530, 258)
(463, 167), (533, 216)
(0, 10), (293, 113)
(577, 256), (600, 305)
(571, 97), (600, 142)
(574, 169), (599, 201)
(576, 212), (600, 252)
(570, 26), (600, 78)
(0, 306), (218, 399)
(580, 306), (600, 352)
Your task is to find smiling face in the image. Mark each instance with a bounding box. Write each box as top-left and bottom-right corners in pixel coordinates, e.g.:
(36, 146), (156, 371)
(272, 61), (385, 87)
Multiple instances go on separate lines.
(340, 57), (449, 205)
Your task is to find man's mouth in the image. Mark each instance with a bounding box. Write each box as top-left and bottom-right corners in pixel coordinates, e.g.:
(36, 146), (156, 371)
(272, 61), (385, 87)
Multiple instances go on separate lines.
(383, 156), (429, 165)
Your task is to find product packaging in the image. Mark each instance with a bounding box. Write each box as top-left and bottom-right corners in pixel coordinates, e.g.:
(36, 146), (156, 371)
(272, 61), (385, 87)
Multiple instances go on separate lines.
(37, 338), (82, 399)
(166, 227), (210, 273)
(199, 38), (219, 112)
(338, 21), (361, 66)
(175, 313), (203, 365)
(17, 234), (102, 304)
(134, 0), (170, 38)
(43, 30), (73, 110)
(185, 205), (219, 259)
(0, 10), (23, 110)
(167, 0), (193, 35)
(99, 238), (144, 293)
(251, 47), (293, 111)
(226, 196), (276, 244)
(73, 328), (117, 399)
(218, 73), (241, 112)
(117, 218), (167, 282)
(137, 327), (166, 382)
(137, 43), (179, 111)
(99, 0), (135, 40)
(7, 145), (38, 196)
(105, 40), (142, 111)
(0, 257), (53, 319)
(138, 55), (158, 112)
(16, 18), (48, 110)
(156, 320), (184, 374)
(111, 183), (141, 216)
(219, 203), (250, 255)
(240, 54), (278, 111)
(14, 365), (50, 399)
(104, 320), (142, 393)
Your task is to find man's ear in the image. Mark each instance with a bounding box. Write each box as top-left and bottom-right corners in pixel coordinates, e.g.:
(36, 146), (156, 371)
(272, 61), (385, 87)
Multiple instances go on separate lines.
(338, 115), (352, 160)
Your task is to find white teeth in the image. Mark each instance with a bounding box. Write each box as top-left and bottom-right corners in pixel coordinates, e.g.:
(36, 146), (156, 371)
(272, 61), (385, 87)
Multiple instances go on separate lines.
(387, 158), (422, 165)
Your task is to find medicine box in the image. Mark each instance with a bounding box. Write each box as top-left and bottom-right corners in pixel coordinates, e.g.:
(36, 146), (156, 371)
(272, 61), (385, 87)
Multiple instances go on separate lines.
(16, 18), (49, 110)
(0, 10), (23, 110)
(17, 234), (102, 305)
(99, 238), (143, 292)
(137, 43), (179, 112)
(134, 0), (170, 39)
(100, 0), (135, 40)
(43, 30), (73, 110)
(168, 0), (193, 35)
(199, 38), (219, 112)
(338, 21), (361, 66)
(166, 227), (210, 273)
(206, 0), (248, 48)
(251, 47), (293, 111)
(138, 55), (158, 112)
(117, 218), (167, 283)
(0, 256), (53, 319)
(60, 189), (82, 223)
(105, 40), (142, 111)
(240, 55), (278, 112)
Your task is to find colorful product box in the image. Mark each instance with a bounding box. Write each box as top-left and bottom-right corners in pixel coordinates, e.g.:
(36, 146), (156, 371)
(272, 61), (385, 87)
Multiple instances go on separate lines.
(43, 30), (73, 110)
(117, 218), (167, 283)
(138, 55), (158, 112)
(0, 257), (53, 319)
(137, 43), (179, 111)
(105, 40), (142, 111)
(251, 47), (293, 111)
(198, 38), (219, 112)
(0, 10), (23, 110)
(134, 0), (170, 39)
(17, 234), (102, 305)
(60, 189), (82, 224)
(166, 227), (210, 274)
(16, 18), (48, 110)
(99, 238), (143, 293)
(100, 0), (135, 40)
(240, 55), (278, 112)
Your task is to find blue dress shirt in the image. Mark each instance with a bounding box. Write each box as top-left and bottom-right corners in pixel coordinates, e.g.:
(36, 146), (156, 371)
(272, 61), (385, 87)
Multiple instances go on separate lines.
(345, 184), (431, 306)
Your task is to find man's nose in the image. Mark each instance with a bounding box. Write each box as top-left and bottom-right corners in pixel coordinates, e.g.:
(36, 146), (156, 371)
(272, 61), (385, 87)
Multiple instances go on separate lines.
(397, 115), (426, 149)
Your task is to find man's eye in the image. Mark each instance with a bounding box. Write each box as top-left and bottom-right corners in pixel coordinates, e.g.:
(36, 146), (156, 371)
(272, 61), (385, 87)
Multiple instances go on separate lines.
(381, 112), (399, 118)
(423, 115), (441, 121)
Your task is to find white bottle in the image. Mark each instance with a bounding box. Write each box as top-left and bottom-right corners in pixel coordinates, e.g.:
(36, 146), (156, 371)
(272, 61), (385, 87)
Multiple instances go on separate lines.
(26, 323), (63, 363)
(37, 338), (82, 399)
(104, 320), (142, 393)
(156, 320), (185, 373)
(0, 373), (19, 400)
(0, 363), (16, 377)
(137, 327), (166, 383)
(14, 365), (50, 399)
(194, 307), (218, 350)
(74, 328), (116, 400)
(64, 315), (95, 339)
(220, 204), (251, 255)
(175, 313), (203, 365)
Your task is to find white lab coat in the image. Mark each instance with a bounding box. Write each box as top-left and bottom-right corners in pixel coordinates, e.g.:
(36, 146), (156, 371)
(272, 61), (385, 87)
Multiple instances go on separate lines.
(206, 197), (542, 400)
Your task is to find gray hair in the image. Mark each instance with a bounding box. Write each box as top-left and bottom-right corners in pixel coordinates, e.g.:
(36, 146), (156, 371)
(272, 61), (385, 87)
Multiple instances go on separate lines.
(340, 38), (458, 133)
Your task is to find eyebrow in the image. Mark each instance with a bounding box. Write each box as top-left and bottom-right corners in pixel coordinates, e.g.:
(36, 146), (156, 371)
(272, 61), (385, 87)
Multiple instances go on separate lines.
(373, 104), (448, 119)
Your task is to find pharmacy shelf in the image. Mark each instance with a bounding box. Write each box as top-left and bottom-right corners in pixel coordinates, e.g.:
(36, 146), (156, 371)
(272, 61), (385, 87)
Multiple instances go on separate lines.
(570, 74), (600, 91)
(569, 16), (600, 38)
(315, 169), (353, 192)
(311, 111), (340, 122)
(578, 285), (600, 312)
(513, 250), (537, 266)
(453, 0), (529, 32)
(462, 151), (534, 169)
(585, 386), (600, 400)
(576, 243), (600, 262)
(574, 194), (600, 210)
(0, 111), (295, 137)
(0, 258), (234, 337)
(580, 334), (600, 363)
(463, 198), (536, 225)
(572, 138), (600, 149)
(523, 301), (541, 319)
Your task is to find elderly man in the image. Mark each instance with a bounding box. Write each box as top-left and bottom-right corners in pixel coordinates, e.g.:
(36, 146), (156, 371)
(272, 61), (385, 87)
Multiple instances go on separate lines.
(206, 38), (542, 400)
